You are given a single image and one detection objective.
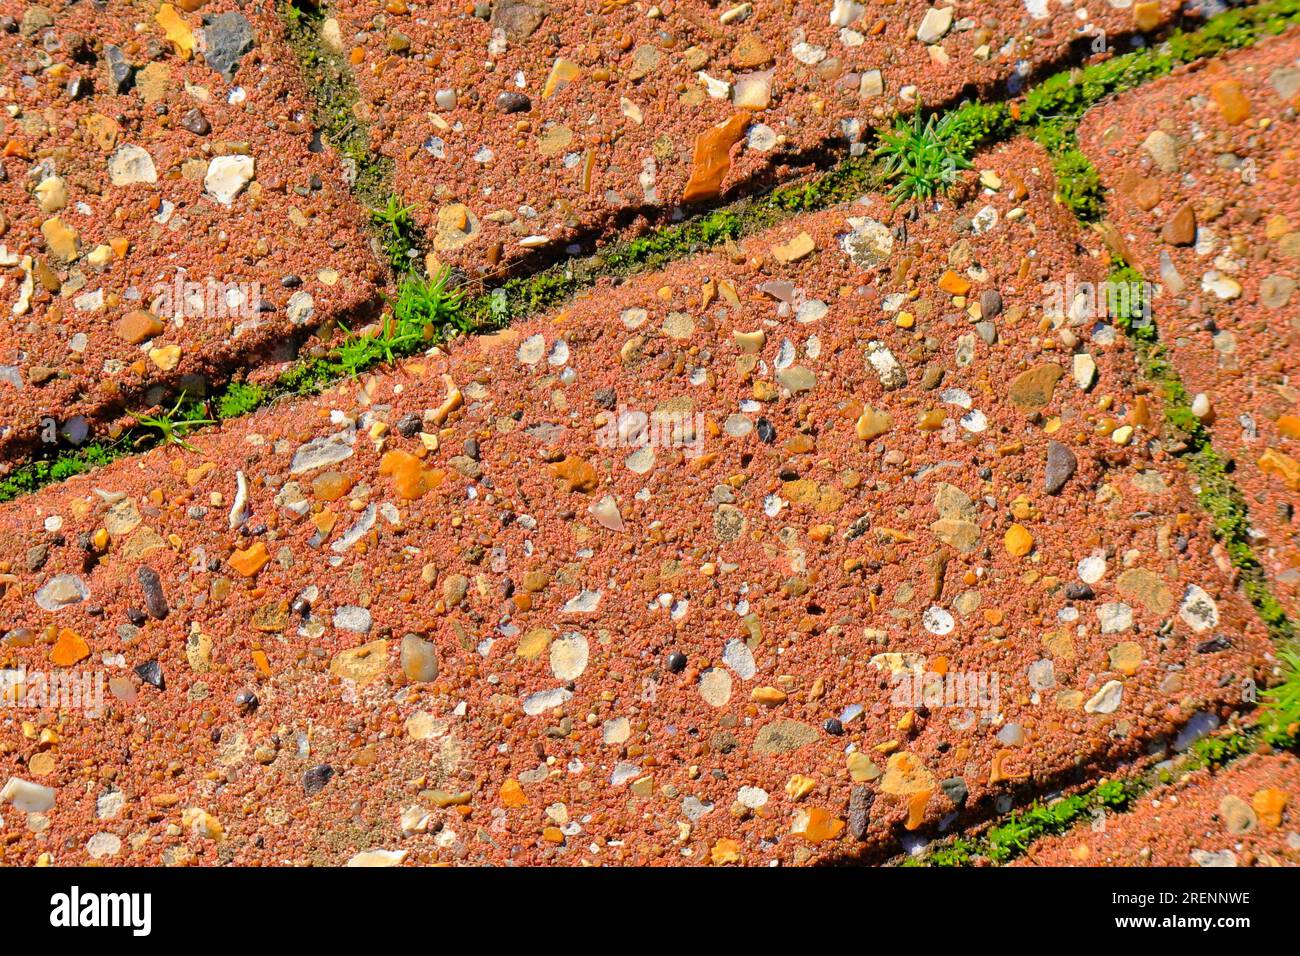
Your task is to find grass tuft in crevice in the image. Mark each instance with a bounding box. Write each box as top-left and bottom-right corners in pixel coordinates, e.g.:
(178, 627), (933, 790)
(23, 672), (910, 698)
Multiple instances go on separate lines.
(131, 392), (216, 453)
(874, 107), (975, 205)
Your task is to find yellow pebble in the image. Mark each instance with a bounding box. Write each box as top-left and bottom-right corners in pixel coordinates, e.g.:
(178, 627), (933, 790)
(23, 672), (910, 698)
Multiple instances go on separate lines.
(1005, 523), (1034, 557)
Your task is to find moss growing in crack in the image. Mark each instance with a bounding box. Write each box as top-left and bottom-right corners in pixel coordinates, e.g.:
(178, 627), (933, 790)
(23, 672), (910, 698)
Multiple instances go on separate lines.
(908, 837), (977, 868)
(0, 443), (124, 505)
(768, 155), (877, 213)
(1046, 146), (1104, 221)
(279, 0), (393, 208)
(1017, 0), (1300, 222)
(910, 778), (1143, 867)
(1167, 0), (1300, 61)
(981, 780), (1143, 864)
(216, 381), (268, 420)
(459, 268), (580, 332)
(946, 101), (1014, 155)
(1095, 257), (1295, 644)
(1022, 0), (1300, 139)
(276, 354), (341, 398)
(602, 157), (878, 276)
(463, 156), (882, 329)
(912, 717), (1298, 868)
(912, 711), (1298, 867)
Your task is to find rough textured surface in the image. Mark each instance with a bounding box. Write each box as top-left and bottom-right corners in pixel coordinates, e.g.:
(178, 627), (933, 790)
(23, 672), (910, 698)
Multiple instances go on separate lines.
(0, 0), (382, 466)
(1080, 31), (1300, 619)
(1017, 752), (1300, 866)
(0, 141), (1274, 866)
(331, 0), (1184, 278)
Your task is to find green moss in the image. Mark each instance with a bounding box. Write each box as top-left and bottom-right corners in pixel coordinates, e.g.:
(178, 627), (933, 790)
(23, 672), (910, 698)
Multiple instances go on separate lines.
(276, 355), (339, 397)
(0, 443), (125, 504)
(919, 717), (1293, 866)
(920, 778), (1143, 867)
(460, 267), (583, 331)
(906, 838), (977, 868)
(455, 156), (880, 332)
(216, 382), (268, 420)
(769, 155), (877, 213)
(1167, 0), (1300, 61)
(1049, 147), (1106, 221)
(1015, 0), (1300, 225)
(279, 0), (394, 208)
(1020, 0), (1300, 143)
(271, 268), (467, 388)
(946, 101), (1014, 155)
(1184, 731), (1253, 772)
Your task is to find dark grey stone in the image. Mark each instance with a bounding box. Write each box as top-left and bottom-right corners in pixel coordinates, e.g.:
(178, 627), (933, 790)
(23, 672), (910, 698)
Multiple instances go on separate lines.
(202, 13), (255, 80)
(1044, 440), (1078, 495)
(104, 44), (132, 94)
(138, 566), (169, 620)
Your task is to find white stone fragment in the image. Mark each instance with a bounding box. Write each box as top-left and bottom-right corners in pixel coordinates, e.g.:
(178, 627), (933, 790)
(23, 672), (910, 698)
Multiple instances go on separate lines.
(204, 154), (255, 206)
(108, 145), (158, 186)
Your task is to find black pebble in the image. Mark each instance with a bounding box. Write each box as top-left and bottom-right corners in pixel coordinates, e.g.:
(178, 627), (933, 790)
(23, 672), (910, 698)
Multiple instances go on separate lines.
(394, 413), (422, 437)
(302, 764), (334, 796)
(496, 91), (532, 113)
(135, 660), (164, 690)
